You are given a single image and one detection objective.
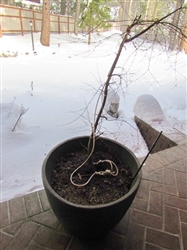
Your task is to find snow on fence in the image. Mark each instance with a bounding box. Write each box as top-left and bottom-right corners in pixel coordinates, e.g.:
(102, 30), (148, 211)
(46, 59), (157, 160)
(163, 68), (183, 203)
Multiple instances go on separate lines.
(0, 4), (75, 35)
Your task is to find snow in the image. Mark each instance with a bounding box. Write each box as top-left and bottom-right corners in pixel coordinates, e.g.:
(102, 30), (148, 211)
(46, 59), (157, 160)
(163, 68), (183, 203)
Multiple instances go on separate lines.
(134, 94), (174, 133)
(0, 31), (186, 202)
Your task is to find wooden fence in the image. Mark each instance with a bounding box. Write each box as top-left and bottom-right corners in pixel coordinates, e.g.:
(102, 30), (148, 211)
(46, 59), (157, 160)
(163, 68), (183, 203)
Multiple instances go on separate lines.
(0, 4), (75, 35)
(0, 4), (185, 52)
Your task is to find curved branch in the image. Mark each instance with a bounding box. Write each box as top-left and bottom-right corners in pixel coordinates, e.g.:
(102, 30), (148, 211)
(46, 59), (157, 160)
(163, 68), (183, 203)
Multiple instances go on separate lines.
(126, 6), (186, 44)
(87, 5), (187, 156)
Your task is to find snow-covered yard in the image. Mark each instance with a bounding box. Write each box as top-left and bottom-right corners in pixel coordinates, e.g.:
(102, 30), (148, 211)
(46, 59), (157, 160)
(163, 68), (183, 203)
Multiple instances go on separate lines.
(0, 31), (186, 202)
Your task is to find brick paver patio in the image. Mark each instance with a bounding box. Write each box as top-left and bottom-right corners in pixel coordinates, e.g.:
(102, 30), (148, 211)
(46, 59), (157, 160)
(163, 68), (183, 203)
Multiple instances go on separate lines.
(0, 138), (186, 249)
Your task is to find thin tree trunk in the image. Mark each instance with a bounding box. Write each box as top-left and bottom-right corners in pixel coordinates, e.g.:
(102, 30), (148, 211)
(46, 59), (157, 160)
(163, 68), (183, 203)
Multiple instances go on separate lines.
(120, 0), (131, 35)
(60, 0), (66, 15)
(179, 7), (187, 52)
(66, 0), (70, 15)
(129, 0), (133, 17)
(74, 0), (81, 36)
(169, 0), (184, 50)
(145, 0), (151, 20)
(88, 26), (91, 45)
(152, 0), (158, 20)
(40, 0), (50, 46)
(131, 0), (137, 20)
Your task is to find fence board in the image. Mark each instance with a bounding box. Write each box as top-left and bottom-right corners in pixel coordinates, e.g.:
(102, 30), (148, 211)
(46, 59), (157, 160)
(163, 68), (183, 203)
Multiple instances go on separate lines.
(21, 9), (33, 18)
(0, 4), (75, 34)
(0, 4), (118, 36)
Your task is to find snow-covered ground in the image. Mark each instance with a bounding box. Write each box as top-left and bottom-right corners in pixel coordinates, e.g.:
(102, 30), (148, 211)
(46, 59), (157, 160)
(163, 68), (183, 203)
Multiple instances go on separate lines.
(0, 31), (186, 202)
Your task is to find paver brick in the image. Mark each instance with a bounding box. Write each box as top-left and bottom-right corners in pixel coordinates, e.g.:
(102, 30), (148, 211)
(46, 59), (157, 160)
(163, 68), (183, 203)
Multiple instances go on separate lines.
(178, 143), (187, 152)
(181, 222), (187, 250)
(143, 170), (163, 184)
(163, 169), (175, 186)
(165, 146), (186, 160)
(142, 164), (155, 174)
(146, 228), (180, 250)
(0, 201), (9, 228)
(125, 222), (145, 250)
(176, 178), (187, 199)
(145, 243), (162, 250)
(164, 195), (187, 210)
(132, 210), (162, 230)
(158, 149), (181, 163)
(131, 197), (148, 212)
(31, 210), (60, 230)
(164, 206), (180, 234)
(6, 221), (39, 250)
(2, 221), (23, 236)
(175, 170), (187, 181)
(149, 191), (163, 216)
(27, 240), (46, 250)
(38, 190), (51, 211)
(24, 192), (42, 217)
(136, 179), (150, 200)
(32, 226), (70, 250)
(143, 157), (163, 171)
(180, 210), (187, 223)
(9, 197), (26, 223)
(171, 146), (187, 158)
(150, 182), (177, 196)
(151, 153), (170, 166)
(167, 158), (186, 173)
(0, 231), (13, 250)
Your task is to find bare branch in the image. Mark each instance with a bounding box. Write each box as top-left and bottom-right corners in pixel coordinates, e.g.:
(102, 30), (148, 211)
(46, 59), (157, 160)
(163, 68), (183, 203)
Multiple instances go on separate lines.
(12, 105), (29, 132)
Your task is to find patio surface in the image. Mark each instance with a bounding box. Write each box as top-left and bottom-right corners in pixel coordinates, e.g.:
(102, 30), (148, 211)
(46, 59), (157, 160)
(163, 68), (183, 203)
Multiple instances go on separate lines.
(0, 134), (187, 250)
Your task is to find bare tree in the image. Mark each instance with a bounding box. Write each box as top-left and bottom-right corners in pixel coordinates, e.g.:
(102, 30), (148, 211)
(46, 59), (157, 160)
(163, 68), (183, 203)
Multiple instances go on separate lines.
(119, 0), (131, 34)
(87, 4), (187, 159)
(60, 0), (66, 15)
(74, 0), (81, 36)
(169, 0), (185, 50)
(145, 0), (151, 20)
(64, 3), (187, 185)
(179, 6), (187, 52)
(40, 0), (50, 46)
(152, 0), (159, 20)
(66, 0), (71, 16)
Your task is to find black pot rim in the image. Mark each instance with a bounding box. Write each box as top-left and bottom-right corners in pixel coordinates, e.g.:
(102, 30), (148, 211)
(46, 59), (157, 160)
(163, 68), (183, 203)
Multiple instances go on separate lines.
(42, 136), (142, 209)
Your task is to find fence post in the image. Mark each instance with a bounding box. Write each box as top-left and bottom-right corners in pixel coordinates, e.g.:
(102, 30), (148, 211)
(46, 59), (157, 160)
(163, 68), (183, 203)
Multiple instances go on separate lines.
(32, 10), (36, 32)
(68, 16), (70, 33)
(19, 9), (24, 36)
(58, 15), (60, 34)
(0, 24), (2, 38)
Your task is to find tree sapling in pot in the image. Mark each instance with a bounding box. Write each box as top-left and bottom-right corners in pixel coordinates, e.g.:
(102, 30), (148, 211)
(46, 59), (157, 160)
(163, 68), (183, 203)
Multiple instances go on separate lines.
(42, 5), (186, 239)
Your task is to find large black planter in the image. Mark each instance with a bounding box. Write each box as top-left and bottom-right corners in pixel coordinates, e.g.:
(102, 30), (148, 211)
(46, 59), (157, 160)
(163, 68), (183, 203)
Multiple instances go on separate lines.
(42, 136), (142, 239)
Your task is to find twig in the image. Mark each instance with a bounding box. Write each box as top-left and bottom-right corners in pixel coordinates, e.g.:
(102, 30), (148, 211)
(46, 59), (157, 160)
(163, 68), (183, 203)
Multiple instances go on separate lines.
(30, 81), (33, 96)
(12, 105), (29, 132)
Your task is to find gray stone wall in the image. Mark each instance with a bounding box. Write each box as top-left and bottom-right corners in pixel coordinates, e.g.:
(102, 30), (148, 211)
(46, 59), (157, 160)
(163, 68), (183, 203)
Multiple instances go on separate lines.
(134, 116), (177, 153)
